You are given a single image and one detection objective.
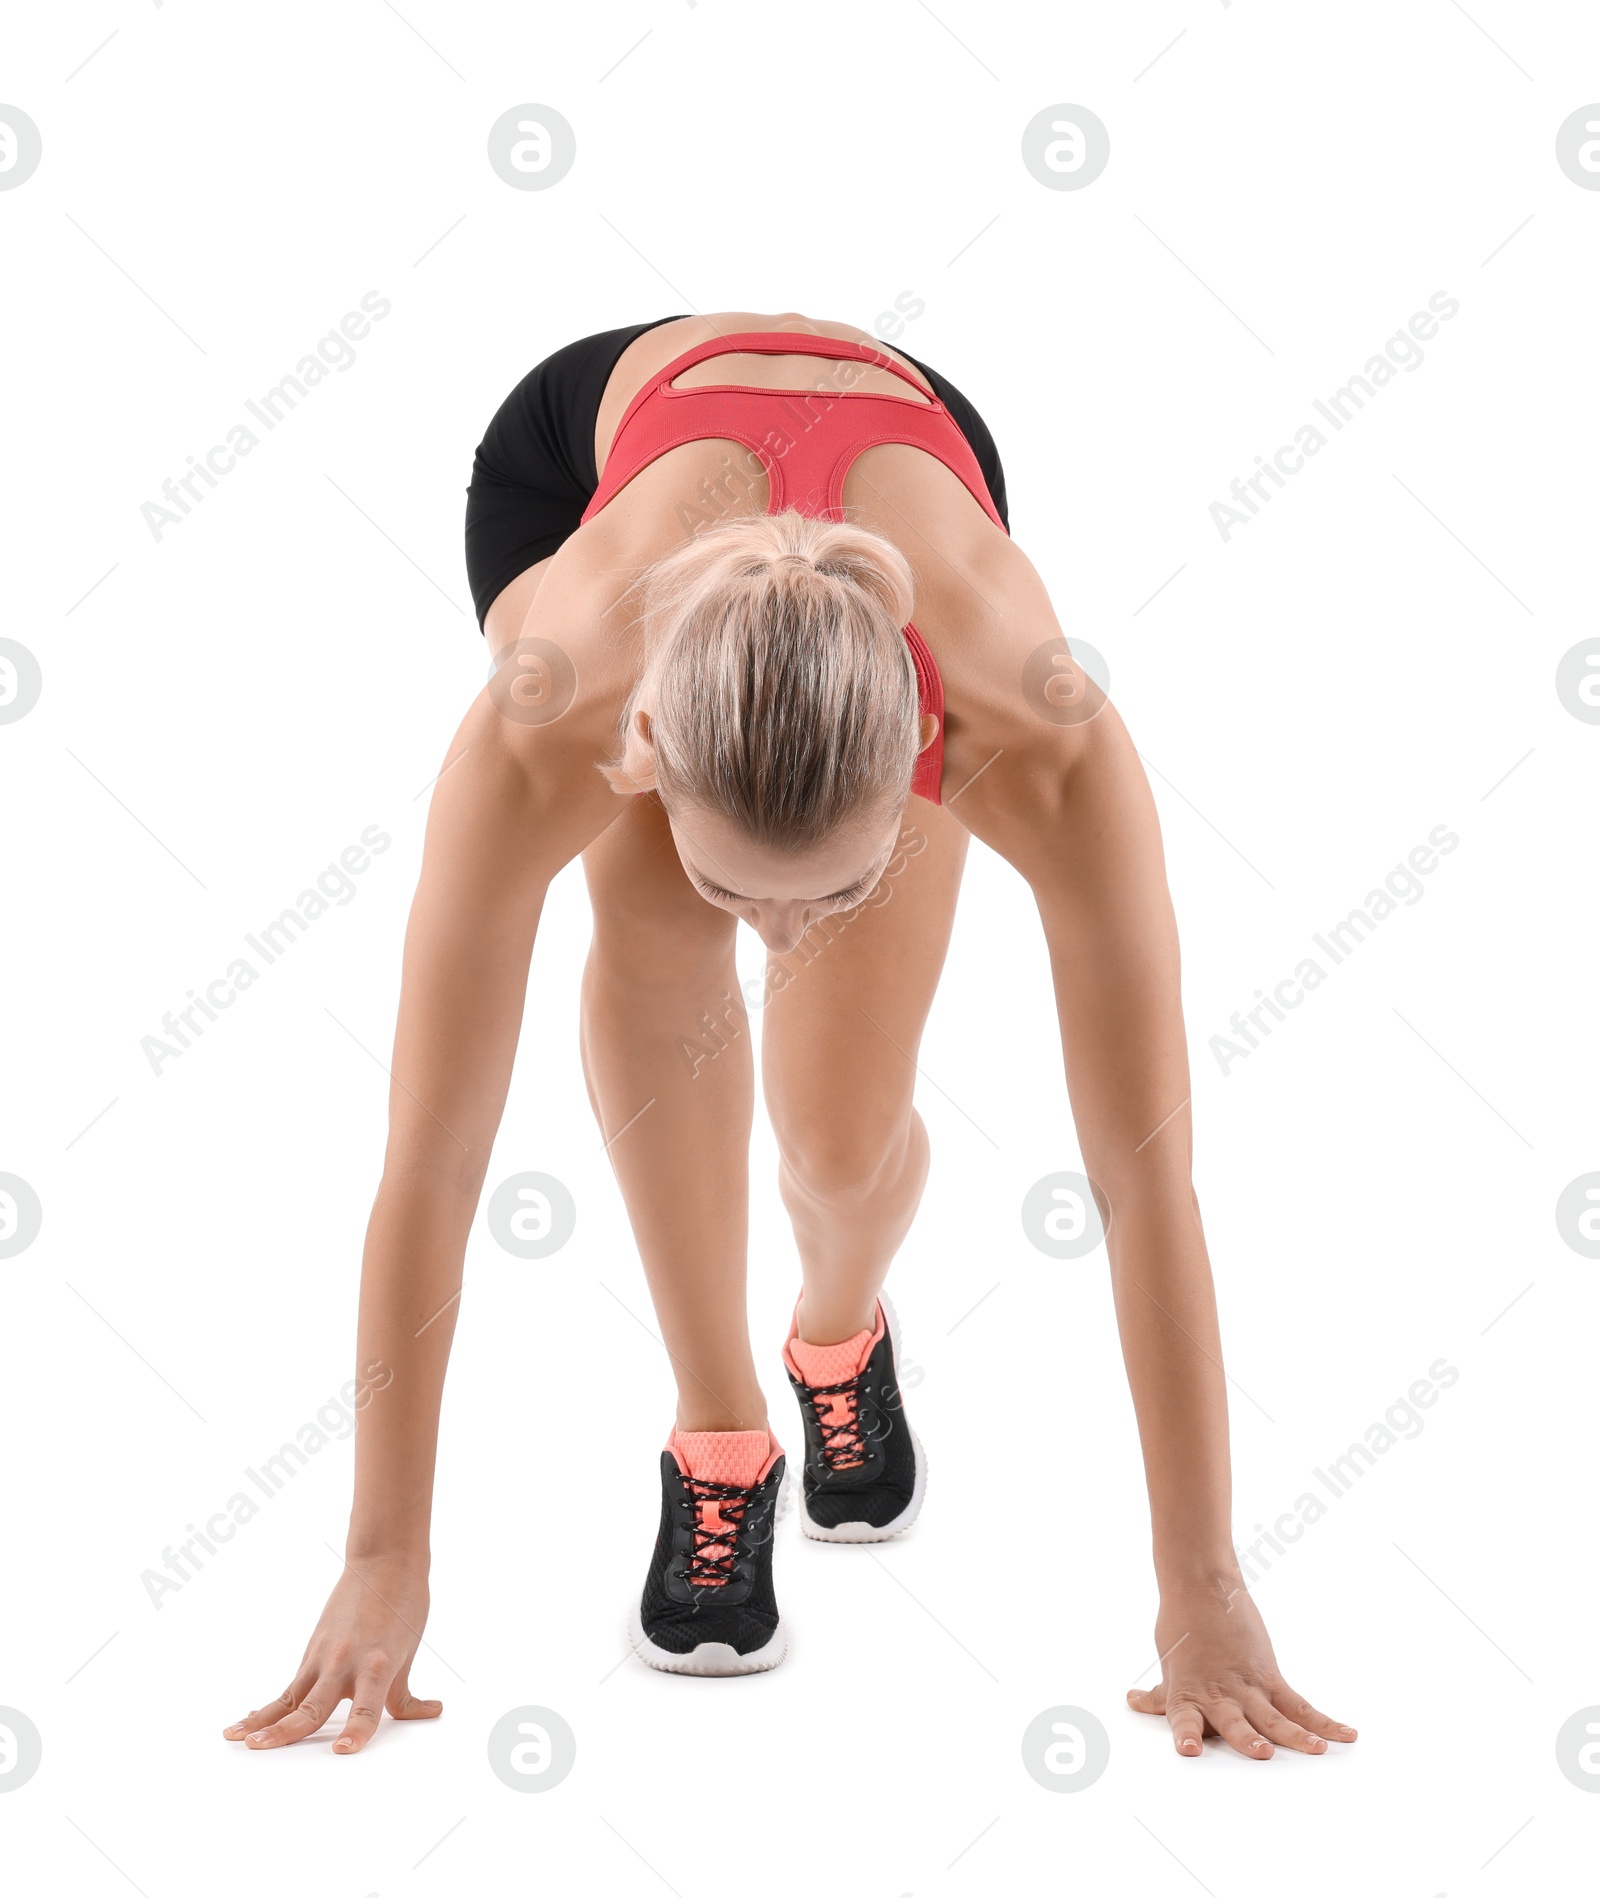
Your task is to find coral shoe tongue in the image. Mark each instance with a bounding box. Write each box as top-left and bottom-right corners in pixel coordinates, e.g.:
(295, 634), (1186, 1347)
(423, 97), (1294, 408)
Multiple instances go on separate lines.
(787, 1326), (876, 1388)
(669, 1430), (776, 1588)
(786, 1316), (882, 1469)
(671, 1428), (772, 1489)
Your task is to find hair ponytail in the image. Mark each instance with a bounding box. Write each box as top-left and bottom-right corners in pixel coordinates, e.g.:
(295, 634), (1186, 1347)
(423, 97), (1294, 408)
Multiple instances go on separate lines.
(601, 511), (922, 851)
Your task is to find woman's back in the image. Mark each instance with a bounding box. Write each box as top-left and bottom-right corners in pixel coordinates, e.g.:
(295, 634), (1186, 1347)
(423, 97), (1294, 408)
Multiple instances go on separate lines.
(486, 310), (1045, 812)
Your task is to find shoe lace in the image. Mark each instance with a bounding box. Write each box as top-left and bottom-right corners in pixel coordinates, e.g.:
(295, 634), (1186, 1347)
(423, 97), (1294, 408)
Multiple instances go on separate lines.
(684, 1476), (757, 1587)
(802, 1372), (869, 1472)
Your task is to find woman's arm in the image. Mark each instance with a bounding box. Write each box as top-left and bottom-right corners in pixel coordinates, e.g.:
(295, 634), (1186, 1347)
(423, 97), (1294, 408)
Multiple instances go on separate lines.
(224, 686), (624, 1756)
(979, 705), (1234, 1577)
(952, 638), (1355, 1760)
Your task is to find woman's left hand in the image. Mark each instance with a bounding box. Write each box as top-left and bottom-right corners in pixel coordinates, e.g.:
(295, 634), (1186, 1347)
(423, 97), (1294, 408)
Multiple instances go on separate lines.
(1126, 1581), (1357, 1759)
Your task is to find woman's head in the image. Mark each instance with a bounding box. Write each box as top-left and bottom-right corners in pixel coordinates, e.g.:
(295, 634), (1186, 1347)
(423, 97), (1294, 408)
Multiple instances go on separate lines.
(601, 511), (932, 949)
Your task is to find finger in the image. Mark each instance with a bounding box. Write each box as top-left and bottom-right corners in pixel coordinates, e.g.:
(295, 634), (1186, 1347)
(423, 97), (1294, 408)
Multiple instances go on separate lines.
(1273, 1687), (1357, 1744)
(1210, 1700), (1273, 1760)
(244, 1677), (343, 1750)
(386, 1664), (443, 1722)
(1125, 1684), (1167, 1716)
(1243, 1694), (1327, 1756)
(223, 1682), (306, 1742)
(224, 1651), (323, 1740)
(1165, 1698), (1206, 1758)
(224, 1696), (290, 1741)
(333, 1668), (392, 1756)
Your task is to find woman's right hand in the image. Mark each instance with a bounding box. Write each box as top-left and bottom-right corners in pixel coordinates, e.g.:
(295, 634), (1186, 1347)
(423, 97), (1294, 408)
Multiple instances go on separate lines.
(222, 1552), (442, 1755)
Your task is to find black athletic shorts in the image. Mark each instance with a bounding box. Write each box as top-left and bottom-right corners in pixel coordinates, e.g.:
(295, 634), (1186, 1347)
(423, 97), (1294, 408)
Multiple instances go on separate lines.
(463, 316), (1010, 630)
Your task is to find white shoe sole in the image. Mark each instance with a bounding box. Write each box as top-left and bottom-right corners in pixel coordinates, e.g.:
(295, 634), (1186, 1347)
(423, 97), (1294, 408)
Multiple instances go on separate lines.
(797, 1291), (929, 1544)
(625, 1599), (787, 1676)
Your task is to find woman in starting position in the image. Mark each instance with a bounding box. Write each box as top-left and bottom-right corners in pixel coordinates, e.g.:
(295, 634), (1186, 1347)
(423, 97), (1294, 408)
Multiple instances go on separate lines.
(223, 312), (1355, 1759)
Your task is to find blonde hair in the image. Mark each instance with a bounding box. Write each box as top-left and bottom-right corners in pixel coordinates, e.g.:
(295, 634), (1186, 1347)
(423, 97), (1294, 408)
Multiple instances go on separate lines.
(601, 510), (921, 852)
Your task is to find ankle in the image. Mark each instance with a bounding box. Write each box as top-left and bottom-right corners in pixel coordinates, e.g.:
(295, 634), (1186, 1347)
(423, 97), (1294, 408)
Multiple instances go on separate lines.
(795, 1292), (878, 1346)
(674, 1403), (769, 1435)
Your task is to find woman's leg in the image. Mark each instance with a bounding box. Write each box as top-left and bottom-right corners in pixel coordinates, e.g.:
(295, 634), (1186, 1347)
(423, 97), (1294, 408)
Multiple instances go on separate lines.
(579, 792), (767, 1432)
(762, 800), (969, 1344)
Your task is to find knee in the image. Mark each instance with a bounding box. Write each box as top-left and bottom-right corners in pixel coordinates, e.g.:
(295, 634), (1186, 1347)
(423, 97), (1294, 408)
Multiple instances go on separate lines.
(775, 1109), (915, 1210)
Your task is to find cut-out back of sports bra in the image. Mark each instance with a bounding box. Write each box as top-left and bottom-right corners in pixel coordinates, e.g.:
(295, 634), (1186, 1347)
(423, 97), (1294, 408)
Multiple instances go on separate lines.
(581, 331), (1009, 804)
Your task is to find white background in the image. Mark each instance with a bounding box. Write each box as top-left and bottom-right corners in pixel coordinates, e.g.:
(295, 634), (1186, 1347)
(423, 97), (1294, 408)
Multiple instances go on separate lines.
(3, 2), (1598, 1891)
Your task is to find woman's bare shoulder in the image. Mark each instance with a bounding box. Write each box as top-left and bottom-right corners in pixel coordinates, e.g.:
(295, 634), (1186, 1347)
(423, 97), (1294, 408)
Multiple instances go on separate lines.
(922, 529), (1124, 836)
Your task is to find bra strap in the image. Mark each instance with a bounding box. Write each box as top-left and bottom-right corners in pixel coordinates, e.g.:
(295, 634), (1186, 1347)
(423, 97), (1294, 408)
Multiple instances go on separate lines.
(648, 330), (938, 402)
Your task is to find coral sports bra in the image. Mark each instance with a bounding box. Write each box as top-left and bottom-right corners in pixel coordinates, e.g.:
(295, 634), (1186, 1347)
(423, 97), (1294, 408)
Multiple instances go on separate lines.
(580, 332), (1010, 805)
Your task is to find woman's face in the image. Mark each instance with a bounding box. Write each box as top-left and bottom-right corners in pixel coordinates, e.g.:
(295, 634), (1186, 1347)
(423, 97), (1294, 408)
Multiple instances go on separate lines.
(668, 804), (903, 954)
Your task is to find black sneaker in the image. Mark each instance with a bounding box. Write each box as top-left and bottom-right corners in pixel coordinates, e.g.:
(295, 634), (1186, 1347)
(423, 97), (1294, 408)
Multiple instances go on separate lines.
(628, 1433), (787, 1675)
(782, 1293), (927, 1542)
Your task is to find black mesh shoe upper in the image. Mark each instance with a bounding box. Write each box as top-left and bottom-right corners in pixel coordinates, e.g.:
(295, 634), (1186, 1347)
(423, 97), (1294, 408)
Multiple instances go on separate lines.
(637, 1451), (783, 1656)
(786, 1325), (918, 1530)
